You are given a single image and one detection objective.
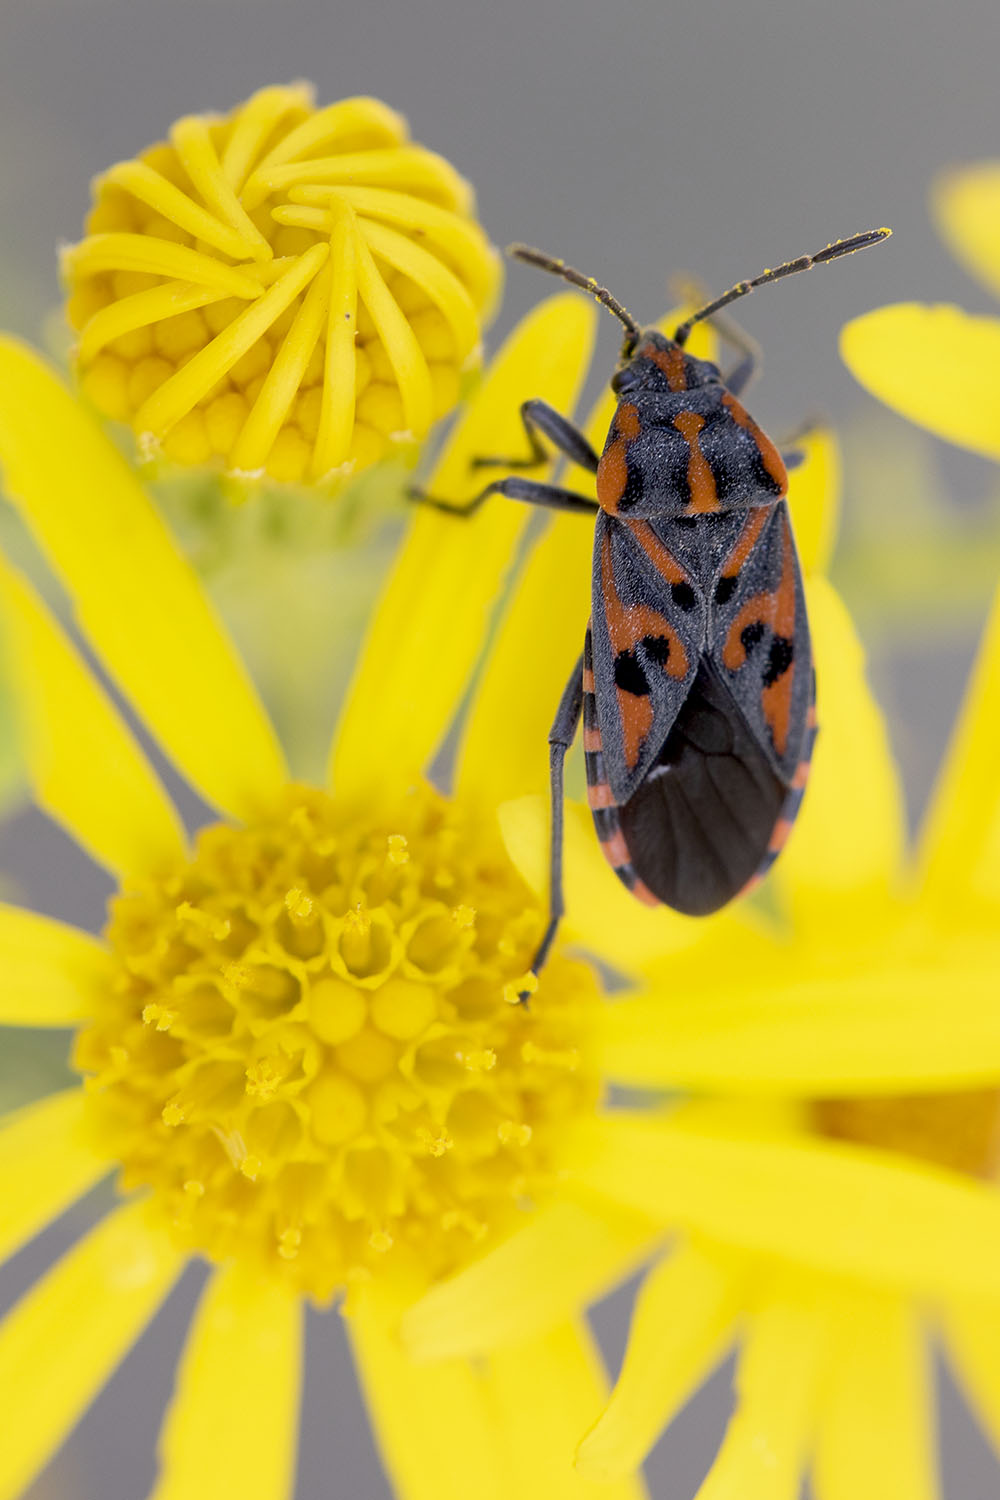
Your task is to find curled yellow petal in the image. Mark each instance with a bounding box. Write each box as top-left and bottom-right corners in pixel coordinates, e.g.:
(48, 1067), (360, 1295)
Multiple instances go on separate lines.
(841, 303), (1000, 460)
(64, 87), (498, 484)
(577, 1241), (744, 1480)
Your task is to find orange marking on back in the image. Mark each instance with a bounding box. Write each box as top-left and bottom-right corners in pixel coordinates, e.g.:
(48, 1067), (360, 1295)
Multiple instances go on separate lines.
(586, 781), (616, 809)
(720, 513), (798, 757)
(722, 392), (788, 494)
(641, 341), (688, 391)
(719, 505), (771, 580)
(673, 410), (719, 513)
(600, 534), (690, 677)
(629, 520), (687, 584)
(596, 438), (627, 513)
(618, 692), (654, 770)
(617, 402), (641, 439)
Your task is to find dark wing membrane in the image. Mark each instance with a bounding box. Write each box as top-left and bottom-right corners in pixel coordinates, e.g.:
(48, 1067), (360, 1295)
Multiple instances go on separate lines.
(590, 511), (704, 803)
(708, 500), (812, 780)
(618, 660), (786, 914)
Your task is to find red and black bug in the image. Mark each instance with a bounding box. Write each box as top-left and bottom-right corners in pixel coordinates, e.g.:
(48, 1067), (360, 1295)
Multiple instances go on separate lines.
(414, 229), (890, 981)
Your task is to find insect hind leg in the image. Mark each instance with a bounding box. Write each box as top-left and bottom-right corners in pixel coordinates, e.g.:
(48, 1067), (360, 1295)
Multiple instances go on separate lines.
(520, 653), (584, 1000)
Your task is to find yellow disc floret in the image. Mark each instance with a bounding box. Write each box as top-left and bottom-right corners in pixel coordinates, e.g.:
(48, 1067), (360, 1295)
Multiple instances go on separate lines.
(74, 784), (600, 1300)
(63, 84), (501, 486)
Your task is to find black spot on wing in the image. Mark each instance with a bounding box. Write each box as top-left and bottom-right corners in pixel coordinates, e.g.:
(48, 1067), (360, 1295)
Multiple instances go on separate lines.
(618, 660), (786, 915)
(763, 635), (794, 686)
(740, 621), (766, 654)
(671, 581), (697, 611)
(714, 575), (738, 606)
(614, 650), (650, 695)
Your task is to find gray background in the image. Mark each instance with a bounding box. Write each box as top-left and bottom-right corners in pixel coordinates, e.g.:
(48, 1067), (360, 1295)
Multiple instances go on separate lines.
(2, 0), (1000, 1495)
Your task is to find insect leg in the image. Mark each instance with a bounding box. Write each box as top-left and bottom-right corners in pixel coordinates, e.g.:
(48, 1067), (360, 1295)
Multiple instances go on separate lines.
(471, 399), (601, 473)
(408, 475), (600, 517)
(522, 653), (585, 995)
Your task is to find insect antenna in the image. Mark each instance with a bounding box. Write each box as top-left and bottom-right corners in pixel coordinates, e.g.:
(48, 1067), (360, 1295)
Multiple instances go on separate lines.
(672, 227), (891, 347)
(508, 243), (642, 353)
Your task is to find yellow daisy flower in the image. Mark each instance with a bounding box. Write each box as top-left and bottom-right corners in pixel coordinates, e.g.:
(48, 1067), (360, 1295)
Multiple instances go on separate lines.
(840, 159), (1000, 461)
(0, 295), (653, 1500)
(62, 82), (500, 486)
(399, 380), (1000, 1496)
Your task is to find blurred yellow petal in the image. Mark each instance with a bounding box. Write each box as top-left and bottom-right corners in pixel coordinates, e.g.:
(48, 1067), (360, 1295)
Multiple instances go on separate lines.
(0, 1090), (108, 1266)
(488, 1318), (647, 1500)
(695, 1288), (828, 1500)
(0, 553), (185, 877)
(813, 1291), (937, 1500)
(571, 1110), (1000, 1301)
(918, 577), (1000, 910)
(773, 578), (906, 926)
(499, 792), (755, 974)
(597, 951), (1000, 1095)
(456, 507), (594, 806)
(148, 1263), (302, 1500)
(577, 1240), (744, 1481)
(786, 427), (841, 576)
(347, 1279), (508, 1500)
(841, 305), (1000, 461)
(0, 902), (109, 1027)
(0, 1199), (184, 1500)
(332, 292), (597, 798)
(932, 162), (1000, 302)
(403, 1197), (658, 1360)
(0, 338), (287, 819)
(941, 1299), (1000, 1457)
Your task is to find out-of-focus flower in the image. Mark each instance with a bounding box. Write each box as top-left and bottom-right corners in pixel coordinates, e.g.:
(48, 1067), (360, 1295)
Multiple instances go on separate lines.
(61, 84), (500, 487)
(400, 373), (1000, 1496)
(840, 160), (1000, 461)
(0, 299), (652, 1500)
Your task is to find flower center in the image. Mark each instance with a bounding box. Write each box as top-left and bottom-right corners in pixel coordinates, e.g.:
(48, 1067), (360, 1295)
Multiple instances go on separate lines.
(74, 784), (600, 1300)
(63, 84), (499, 485)
(814, 1090), (1000, 1179)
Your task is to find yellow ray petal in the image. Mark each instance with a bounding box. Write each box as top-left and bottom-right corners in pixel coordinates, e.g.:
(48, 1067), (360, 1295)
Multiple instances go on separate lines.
(772, 578), (906, 927)
(571, 1110), (1000, 1302)
(918, 577), (1000, 910)
(148, 1263), (302, 1500)
(597, 946), (1000, 1094)
(813, 1291), (937, 1500)
(577, 1240), (745, 1481)
(0, 902), (110, 1027)
(332, 292), (597, 798)
(347, 1279), (509, 1500)
(0, 1090), (108, 1266)
(0, 553), (185, 877)
(785, 427), (841, 577)
(932, 162), (1000, 302)
(693, 1284), (828, 1500)
(488, 1318), (647, 1500)
(940, 1298), (1000, 1457)
(0, 338), (287, 820)
(841, 304), (1000, 461)
(498, 792), (755, 975)
(0, 1198), (184, 1500)
(403, 1197), (659, 1360)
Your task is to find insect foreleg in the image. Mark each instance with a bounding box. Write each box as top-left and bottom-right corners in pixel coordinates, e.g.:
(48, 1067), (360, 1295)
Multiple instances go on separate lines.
(471, 399), (601, 474)
(521, 653), (585, 998)
(408, 475), (600, 517)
